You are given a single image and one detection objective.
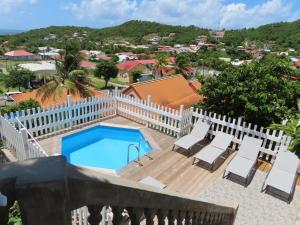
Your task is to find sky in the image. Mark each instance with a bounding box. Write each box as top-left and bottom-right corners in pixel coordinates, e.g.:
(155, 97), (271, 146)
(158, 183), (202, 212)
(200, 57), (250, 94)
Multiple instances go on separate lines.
(0, 0), (300, 30)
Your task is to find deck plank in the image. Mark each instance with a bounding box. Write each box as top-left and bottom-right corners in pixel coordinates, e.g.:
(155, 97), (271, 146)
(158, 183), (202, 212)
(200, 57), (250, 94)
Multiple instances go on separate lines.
(39, 115), (300, 196)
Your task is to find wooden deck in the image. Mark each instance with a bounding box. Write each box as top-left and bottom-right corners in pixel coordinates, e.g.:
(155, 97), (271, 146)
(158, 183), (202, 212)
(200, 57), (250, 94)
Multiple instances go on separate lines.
(39, 116), (300, 196)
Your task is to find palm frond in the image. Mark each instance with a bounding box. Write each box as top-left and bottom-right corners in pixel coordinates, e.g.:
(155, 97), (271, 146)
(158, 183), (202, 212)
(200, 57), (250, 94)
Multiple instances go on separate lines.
(36, 80), (60, 102)
(74, 82), (94, 98)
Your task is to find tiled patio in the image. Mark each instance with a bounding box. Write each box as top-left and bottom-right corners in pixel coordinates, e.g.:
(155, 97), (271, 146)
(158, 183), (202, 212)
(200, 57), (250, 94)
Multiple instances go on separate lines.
(38, 116), (300, 225)
(200, 171), (300, 225)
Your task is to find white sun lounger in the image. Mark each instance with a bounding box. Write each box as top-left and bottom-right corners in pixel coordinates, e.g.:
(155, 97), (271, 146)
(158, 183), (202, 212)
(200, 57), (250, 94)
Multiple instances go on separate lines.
(173, 119), (211, 151)
(262, 151), (299, 203)
(193, 132), (234, 171)
(223, 136), (263, 186)
(0, 192), (7, 207)
(139, 176), (166, 189)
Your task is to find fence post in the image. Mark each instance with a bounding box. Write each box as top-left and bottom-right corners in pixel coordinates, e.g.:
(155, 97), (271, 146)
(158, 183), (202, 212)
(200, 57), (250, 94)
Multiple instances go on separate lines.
(67, 95), (73, 128)
(146, 95), (151, 127)
(178, 105), (184, 138)
(188, 107), (194, 133)
(20, 128), (29, 160)
(114, 87), (118, 116)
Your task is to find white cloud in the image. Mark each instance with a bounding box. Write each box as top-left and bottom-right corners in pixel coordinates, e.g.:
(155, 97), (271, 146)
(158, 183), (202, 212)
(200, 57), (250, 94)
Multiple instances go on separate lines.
(0, 0), (38, 14)
(64, 0), (299, 29)
(64, 0), (136, 22)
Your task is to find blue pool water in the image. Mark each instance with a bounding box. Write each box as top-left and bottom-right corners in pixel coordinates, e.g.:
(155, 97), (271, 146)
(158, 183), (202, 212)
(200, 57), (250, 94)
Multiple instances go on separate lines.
(62, 126), (152, 170)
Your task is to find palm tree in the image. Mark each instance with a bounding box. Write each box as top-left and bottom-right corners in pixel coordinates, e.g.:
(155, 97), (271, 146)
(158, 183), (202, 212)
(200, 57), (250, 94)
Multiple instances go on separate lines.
(269, 115), (300, 156)
(174, 54), (190, 78)
(37, 42), (93, 102)
(154, 53), (168, 78)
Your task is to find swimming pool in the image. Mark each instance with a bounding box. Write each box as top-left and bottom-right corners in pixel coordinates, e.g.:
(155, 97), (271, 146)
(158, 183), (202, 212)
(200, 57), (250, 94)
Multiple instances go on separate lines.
(61, 125), (152, 170)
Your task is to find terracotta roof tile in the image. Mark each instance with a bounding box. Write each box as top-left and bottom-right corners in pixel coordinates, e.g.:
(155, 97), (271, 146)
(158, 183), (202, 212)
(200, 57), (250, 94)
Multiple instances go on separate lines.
(11, 86), (103, 108)
(122, 75), (203, 109)
(5, 50), (34, 57)
(80, 60), (97, 68)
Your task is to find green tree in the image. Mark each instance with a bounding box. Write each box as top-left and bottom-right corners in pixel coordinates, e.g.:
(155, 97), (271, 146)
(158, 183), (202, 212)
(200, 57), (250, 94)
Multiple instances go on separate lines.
(95, 61), (119, 88)
(1, 99), (40, 115)
(132, 70), (142, 83)
(4, 67), (35, 91)
(154, 53), (168, 77)
(37, 41), (92, 101)
(269, 115), (300, 157)
(198, 61), (300, 127)
(174, 53), (190, 78)
(8, 202), (22, 225)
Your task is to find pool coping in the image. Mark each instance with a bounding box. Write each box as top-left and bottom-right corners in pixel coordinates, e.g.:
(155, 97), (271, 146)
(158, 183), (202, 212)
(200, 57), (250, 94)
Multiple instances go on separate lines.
(59, 122), (162, 175)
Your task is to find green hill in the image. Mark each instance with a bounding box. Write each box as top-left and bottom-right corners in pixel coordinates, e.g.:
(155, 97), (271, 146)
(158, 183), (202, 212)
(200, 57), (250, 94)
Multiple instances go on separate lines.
(1, 19), (300, 51)
(224, 20), (300, 50)
(0, 21), (209, 49)
(93, 20), (209, 44)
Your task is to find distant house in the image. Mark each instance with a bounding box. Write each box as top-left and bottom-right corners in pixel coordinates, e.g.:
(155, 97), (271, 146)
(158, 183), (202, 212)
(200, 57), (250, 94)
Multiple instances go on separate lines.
(4, 50), (36, 61)
(196, 35), (208, 45)
(10, 86), (103, 108)
(116, 52), (137, 62)
(294, 60), (300, 69)
(117, 60), (156, 83)
(209, 30), (225, 41)
(122, 75), (203, 109)
(19, 61), (56, 74)
(80, 60), (97, 69)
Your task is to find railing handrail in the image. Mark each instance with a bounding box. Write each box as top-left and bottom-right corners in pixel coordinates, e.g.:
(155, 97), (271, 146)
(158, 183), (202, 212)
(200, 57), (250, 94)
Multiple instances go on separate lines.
(0, 156), (238, 225)
(15, 117), (47, 155)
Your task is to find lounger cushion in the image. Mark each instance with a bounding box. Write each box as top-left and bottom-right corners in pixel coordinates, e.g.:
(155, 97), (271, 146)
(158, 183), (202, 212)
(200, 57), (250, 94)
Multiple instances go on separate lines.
(274, 151), (299, 174)
(139, 176), (166, 189)
(210, 133), (234, 150)
(226, 155), (255, 178)
(194, 145), (225, 164)
(264, 168), (296, 194)
(237, 136), (263, 161)
(174, 135), (201, 149)
(190, 120), (211, 139)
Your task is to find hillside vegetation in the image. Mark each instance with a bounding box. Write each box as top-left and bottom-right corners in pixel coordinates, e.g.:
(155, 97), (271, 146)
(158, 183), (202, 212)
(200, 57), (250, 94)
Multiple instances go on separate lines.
(1, 19), (300, 50)
(224, 20), (300, 50)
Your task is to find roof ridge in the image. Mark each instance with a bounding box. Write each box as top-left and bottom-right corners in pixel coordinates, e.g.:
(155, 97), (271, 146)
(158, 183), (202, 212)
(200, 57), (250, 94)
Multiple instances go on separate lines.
(132, 74), (183, 87)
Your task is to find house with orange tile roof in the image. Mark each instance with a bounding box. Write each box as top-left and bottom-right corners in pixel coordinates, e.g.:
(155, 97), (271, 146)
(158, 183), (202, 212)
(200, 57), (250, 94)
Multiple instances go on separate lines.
(10, 86), (103, 108)
(4, 50), (36, 61)
(122, 75), (203, 109)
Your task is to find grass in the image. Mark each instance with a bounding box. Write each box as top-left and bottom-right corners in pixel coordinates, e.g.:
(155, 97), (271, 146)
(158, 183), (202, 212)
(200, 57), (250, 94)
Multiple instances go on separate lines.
(0, 59), (37, 69)
(88, 75), (128, 90)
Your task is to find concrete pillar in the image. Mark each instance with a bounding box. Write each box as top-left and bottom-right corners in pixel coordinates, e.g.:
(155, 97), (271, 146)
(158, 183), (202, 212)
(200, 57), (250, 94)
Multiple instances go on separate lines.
(20, 128), (29, 160)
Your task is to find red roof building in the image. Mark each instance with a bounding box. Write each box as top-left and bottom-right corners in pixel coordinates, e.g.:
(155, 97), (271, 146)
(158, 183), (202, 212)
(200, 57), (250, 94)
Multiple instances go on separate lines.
(117, 61), (141, 72)
(117, 60), (157, 72)
(117, 52), (135, 57)
(122, 75), (203, 109)
(4, 50), (35, 61)
(80, 60), (97, 69)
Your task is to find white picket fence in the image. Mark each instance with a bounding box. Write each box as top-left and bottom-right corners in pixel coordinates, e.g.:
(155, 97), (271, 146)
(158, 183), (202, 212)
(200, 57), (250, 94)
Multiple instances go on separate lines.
(115, 93), (192, 137)
(0, 116), (47, 161)
(192, 108), (290, 161)
(1, 93), (292, 163)
(0, 93), (293, 225)
(5, 95), (116, 138)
